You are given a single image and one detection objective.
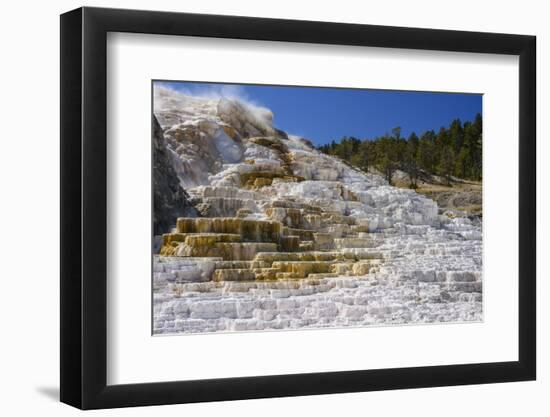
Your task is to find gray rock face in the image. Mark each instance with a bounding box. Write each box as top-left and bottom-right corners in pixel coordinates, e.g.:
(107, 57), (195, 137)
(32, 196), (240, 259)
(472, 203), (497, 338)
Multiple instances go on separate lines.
(153, 116), (197, 235)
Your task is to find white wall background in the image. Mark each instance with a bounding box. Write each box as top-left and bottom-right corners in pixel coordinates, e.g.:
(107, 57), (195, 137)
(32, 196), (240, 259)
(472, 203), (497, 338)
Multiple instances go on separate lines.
(0, 0), (545, 415)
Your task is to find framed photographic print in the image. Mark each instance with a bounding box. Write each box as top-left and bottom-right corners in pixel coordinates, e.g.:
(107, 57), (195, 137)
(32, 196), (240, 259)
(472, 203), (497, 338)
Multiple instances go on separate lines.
(60, 6), (536, 409)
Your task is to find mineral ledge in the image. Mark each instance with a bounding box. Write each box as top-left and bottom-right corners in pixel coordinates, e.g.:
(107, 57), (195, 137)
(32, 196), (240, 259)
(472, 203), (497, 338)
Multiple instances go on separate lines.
(152, 87), (482, 335)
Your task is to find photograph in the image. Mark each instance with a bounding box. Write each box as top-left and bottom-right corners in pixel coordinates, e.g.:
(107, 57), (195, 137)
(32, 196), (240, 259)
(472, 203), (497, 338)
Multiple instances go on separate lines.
(152, 81), (483, 335)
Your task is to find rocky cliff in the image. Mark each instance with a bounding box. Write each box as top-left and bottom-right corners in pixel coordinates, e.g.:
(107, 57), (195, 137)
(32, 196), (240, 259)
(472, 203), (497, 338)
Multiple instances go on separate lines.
(152, 86), (482, 334)
(153, 115), (197, 235)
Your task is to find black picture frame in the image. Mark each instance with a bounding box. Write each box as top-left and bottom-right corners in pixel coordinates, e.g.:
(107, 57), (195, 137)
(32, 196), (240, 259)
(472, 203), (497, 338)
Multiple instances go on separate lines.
(60, 6), (536, 410)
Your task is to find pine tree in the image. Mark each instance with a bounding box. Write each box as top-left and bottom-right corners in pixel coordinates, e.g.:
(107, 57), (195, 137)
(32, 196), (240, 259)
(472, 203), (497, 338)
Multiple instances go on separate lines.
(418, 130), (437, 175)
(405, 132), (419, 188)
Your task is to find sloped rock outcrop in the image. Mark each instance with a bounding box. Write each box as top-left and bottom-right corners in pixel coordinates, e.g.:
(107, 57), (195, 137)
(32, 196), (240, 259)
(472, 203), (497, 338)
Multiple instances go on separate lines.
(153, 115), (197, 235)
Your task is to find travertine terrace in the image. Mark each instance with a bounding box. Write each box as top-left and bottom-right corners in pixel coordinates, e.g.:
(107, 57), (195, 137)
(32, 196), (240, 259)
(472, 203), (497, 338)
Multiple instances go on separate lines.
(152, 87), (482, 334)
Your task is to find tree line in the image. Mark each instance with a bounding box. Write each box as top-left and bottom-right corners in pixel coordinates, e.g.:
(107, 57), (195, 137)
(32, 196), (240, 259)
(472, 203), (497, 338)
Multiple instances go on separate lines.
(318, 114), (482, 188)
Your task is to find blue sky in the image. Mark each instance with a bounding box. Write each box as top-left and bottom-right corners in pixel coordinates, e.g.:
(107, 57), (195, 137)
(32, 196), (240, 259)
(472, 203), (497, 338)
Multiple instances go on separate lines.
(156, 81), (482, 146)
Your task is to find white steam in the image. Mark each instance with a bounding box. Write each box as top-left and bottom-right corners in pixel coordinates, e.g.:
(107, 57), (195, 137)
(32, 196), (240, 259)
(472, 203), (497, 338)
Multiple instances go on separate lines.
(153, 82), (274, 127)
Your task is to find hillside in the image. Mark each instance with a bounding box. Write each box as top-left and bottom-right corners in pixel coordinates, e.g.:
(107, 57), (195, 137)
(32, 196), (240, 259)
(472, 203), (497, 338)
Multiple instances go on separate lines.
(390, 170), (482, 218)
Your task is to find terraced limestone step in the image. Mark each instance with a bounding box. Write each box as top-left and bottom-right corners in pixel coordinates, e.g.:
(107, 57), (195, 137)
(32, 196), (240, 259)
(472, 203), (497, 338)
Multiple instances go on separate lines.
(160, 233), (241, 256)
(176, 218), (282, 242)
(214, 260), (254, 269)
(213, 269), (256, 282)
(253, 251), (352, 263)
(271, 261), (333, 279)
(334, 237), (377, 249)
(214, 242), (278, 261)
(197, 197), (258, 217)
